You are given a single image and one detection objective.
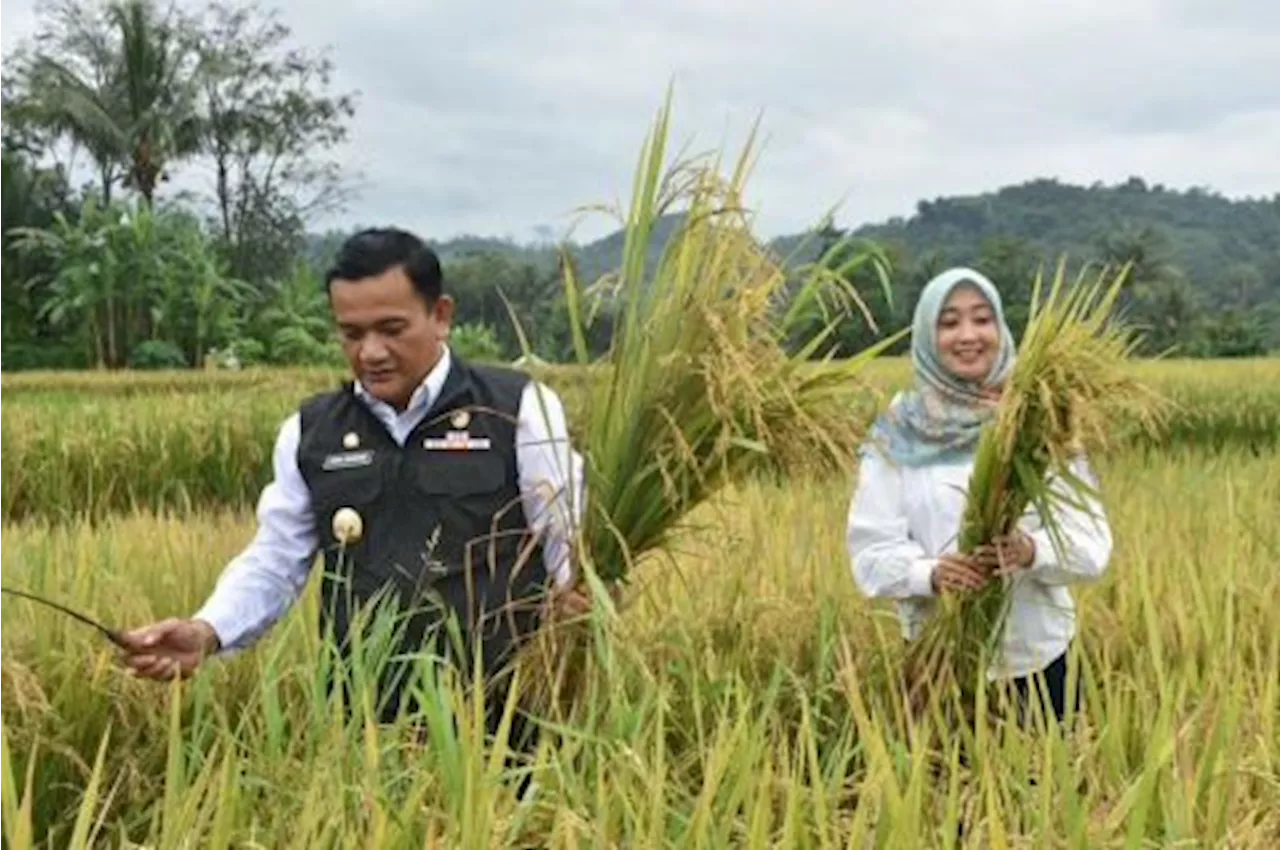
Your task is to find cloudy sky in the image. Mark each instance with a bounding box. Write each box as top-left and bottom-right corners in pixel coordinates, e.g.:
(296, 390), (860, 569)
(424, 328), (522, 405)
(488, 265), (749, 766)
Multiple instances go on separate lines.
(3, 0), (1278, 243)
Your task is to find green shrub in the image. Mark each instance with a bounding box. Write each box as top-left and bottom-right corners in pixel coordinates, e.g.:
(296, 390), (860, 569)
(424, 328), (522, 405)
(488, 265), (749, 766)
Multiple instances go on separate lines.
(449, 322), (504, 363)
(127, 340), (188, 370)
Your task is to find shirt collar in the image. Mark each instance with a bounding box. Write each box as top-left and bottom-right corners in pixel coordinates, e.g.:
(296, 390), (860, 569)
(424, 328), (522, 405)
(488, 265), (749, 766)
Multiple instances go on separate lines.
(353, 344), (452, 416)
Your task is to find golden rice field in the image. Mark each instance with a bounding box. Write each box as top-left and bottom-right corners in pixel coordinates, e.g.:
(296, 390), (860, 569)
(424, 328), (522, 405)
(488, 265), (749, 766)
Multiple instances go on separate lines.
(2, 359), (1279, 848)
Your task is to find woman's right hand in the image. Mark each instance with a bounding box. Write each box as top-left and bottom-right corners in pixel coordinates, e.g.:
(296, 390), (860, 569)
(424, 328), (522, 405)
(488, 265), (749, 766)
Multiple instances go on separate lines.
(930, 554), (991, 595)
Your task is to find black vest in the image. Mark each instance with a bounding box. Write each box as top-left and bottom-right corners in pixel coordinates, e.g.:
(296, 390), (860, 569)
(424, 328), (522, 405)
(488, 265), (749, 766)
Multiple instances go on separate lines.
(296, 358), (549, 715)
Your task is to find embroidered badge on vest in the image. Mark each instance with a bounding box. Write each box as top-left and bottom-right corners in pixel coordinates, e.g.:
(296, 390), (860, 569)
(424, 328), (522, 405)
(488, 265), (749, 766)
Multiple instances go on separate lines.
(323, 449), (375, 470)
(423, 431), (492, 451)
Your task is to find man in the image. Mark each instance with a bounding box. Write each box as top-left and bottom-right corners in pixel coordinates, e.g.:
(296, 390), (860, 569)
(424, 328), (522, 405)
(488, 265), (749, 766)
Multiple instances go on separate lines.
(120, 227), (590, 743)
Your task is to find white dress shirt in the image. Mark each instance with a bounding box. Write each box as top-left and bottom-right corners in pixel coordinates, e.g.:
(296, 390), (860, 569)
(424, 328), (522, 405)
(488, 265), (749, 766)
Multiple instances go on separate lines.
(846, 443), (1113, 679)
(195, 347), (585, 652)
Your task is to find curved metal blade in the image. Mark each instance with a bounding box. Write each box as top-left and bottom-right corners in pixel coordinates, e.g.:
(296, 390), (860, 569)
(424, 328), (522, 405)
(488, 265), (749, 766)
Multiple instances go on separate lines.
(1, 586), (128, 648)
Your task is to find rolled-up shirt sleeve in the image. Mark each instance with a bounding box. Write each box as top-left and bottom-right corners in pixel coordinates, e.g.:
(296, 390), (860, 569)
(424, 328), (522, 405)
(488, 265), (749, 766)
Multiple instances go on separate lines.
(193, 413), (318, 651)
(1019, 454), (1113, 586)
(847, 446), (936, 600)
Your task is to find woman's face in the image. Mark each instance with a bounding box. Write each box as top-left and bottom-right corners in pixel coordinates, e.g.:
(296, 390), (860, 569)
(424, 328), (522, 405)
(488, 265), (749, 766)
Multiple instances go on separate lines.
(936, 284), (1000, 383)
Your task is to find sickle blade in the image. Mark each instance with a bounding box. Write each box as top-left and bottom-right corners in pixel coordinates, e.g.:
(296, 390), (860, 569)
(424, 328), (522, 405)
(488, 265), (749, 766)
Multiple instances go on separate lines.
(1, 587), (128, 648)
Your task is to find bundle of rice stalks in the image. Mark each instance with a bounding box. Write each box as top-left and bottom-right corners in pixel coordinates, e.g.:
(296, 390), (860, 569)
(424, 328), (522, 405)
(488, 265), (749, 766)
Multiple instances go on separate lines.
(903, 261), (1165, 723)
(561, 100), (904, 586)
(519, 93), (903, 711)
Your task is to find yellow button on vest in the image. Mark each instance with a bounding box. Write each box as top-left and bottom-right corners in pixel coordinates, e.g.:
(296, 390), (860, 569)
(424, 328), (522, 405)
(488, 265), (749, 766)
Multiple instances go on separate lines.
(451, 409), (471, 429)
(332, 507), (363, 544)
(342, 431), (360, 449)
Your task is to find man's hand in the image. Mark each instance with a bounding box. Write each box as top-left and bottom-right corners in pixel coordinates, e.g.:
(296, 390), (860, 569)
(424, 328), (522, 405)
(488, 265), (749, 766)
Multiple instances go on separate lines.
(117, 618), (220, 680)
(555, 587), (593, 618)
(931, 554), (991, 595)
(551, 582), (622, 618)
(973, 531), (1037, 576)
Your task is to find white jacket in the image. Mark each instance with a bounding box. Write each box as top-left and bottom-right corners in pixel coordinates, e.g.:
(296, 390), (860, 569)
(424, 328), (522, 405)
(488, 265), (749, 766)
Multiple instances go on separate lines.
(846, 444), (1113, 678)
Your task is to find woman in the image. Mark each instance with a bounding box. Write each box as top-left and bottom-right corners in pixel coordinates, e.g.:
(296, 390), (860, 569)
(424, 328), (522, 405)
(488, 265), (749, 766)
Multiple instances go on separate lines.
(847, 267), (1113, 724)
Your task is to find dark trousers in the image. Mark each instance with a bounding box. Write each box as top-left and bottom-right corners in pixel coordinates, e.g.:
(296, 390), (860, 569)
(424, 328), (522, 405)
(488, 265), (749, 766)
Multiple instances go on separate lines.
(1007, 650), (1077, 727)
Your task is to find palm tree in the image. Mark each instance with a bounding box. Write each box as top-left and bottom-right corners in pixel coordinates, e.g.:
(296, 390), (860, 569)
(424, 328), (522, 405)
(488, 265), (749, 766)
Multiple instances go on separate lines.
(28, 0), (200, 207)
(1096, 224), (1178, 297)
(1096, 224), (1188, 354)
(1, 146), (76, 360)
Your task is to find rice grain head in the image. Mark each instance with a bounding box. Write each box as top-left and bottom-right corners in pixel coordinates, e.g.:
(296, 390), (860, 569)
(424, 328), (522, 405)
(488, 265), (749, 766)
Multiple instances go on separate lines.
(519, 91), (904, 714)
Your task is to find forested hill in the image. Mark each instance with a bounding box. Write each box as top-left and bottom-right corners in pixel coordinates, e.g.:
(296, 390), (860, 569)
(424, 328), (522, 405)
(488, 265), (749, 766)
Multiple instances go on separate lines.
(305, 178), (1279, 357)
(309, 215), (685, 285)
(387, 177), (1280, 311)
(833, 178), (1280, 356)
(842, 178), (1280, 296)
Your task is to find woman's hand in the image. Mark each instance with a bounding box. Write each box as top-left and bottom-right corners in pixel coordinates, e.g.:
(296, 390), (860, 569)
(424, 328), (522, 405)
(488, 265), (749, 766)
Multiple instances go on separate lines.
(930, 554), (991, 595)
(977, 383), (1004, 409)
(973, 531), (1037, 575)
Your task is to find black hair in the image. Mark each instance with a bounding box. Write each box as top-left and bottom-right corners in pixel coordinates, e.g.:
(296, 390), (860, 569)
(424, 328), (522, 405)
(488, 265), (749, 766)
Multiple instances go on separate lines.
(324, 227), (444, 304)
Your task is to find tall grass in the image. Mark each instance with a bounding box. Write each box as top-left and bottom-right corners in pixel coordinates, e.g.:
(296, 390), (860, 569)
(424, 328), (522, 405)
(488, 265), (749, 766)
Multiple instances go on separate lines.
(2, 447), (1277, 846)
(5, 360), (1277, 522)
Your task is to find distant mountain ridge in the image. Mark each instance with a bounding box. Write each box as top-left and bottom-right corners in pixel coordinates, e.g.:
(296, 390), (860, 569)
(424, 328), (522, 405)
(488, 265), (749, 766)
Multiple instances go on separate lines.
(309, 177), (1280, 301)
(845, 178), (1279, 289)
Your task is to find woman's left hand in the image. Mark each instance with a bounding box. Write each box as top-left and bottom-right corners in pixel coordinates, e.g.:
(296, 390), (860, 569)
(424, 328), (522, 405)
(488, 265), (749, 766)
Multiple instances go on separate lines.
(977, 383), (1004, 409)
(973, 531), (1036, 575)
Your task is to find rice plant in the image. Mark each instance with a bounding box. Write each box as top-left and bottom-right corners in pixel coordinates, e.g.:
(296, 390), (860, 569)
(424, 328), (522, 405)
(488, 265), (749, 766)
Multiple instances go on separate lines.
(506, 94), (908, 721)
(547, 92), (902, 590)
(2, 447), (1278, 846)
(4, 358), (1276, 523)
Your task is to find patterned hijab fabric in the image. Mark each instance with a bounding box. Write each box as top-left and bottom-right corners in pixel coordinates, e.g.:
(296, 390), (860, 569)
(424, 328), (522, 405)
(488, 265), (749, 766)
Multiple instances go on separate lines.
(869, 267), (1015, 467)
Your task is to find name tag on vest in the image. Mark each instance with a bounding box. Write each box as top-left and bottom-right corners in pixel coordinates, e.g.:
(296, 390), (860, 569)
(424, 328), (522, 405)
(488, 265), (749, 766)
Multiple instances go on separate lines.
(322, 449), (375, 471)
(424, 430), (492, 451)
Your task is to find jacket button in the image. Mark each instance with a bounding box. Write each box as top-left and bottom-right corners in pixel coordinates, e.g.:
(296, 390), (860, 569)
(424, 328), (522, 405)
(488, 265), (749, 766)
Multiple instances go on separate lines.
(332, 507), (364, 544)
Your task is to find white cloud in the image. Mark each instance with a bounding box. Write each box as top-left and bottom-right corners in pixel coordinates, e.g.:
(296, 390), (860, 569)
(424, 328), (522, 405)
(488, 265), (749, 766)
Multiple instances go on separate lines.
(3, 0), (1277, 241)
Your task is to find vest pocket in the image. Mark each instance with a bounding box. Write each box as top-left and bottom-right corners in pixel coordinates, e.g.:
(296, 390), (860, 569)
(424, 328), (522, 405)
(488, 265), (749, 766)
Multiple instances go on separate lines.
(310, 465), (384, 547)
(408, 453), (526, 582)
(312, 465), (383, 505)
(410, 452), (508, 496)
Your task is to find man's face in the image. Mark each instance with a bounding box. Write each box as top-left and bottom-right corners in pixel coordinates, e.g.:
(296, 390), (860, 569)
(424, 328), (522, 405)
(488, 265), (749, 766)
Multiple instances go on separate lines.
(330, 266), (453, 410)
